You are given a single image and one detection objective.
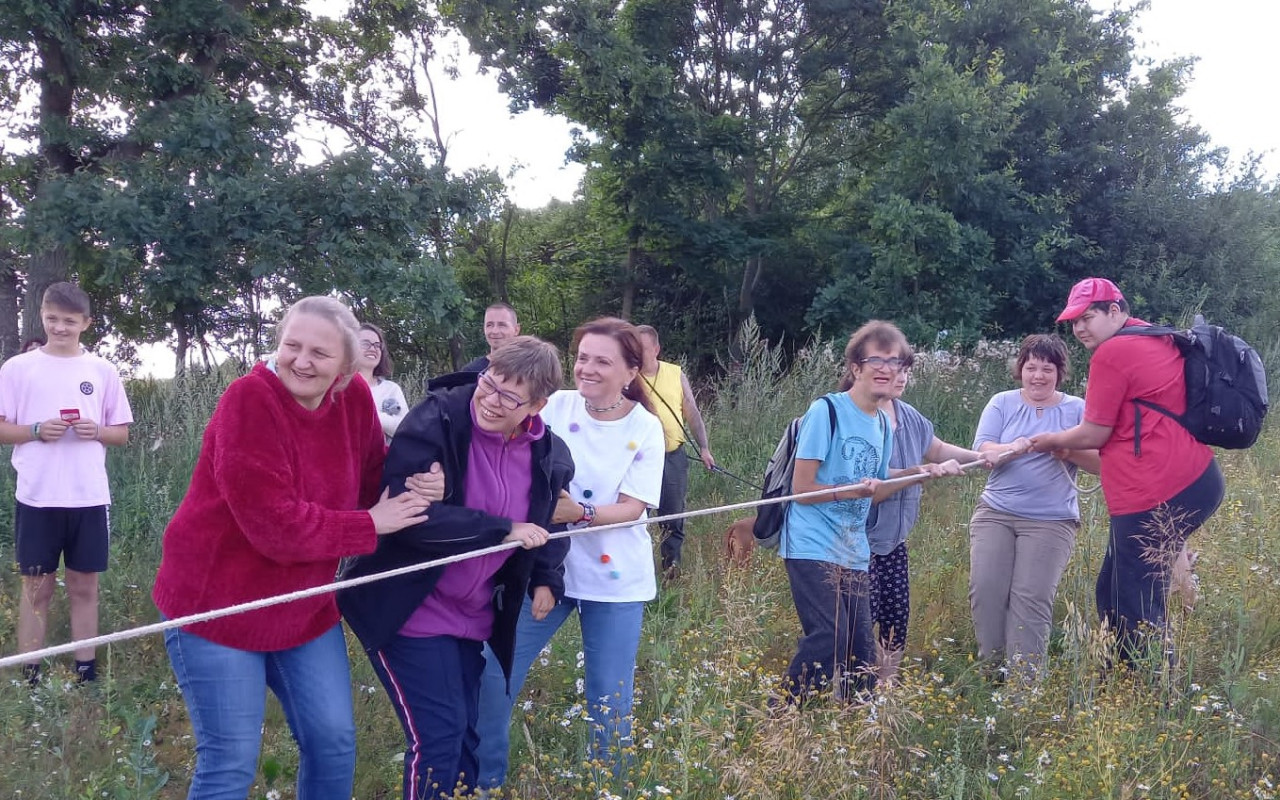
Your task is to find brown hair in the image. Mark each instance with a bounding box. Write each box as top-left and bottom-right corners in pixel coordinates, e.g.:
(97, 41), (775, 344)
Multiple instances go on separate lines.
(570, 317), (655, 413)
(1086, 298), (1129, 316)
(42, 282), (92, 317)
(487, 336), (563, 401)
(485, 302), (519, 323)
(1013, 333), (1069, 388)
(359, 323), (394, 378)
(837, 321), (910, 391)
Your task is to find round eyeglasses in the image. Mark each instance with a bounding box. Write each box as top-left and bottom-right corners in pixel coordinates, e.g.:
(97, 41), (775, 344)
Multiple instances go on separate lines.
(477, 371), (530, 410)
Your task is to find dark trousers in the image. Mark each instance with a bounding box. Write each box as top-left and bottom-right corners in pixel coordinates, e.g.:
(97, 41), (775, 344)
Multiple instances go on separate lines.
(1099, 459), (1224, 664)
(658, 448), (690, 568)
(869, 542), (911, 651)
(369, 634), (484, 800)
(784, 558), (876, 700)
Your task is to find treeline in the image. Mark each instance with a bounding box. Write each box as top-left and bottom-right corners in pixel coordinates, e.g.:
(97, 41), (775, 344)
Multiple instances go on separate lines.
(3, 0), (1278, 373)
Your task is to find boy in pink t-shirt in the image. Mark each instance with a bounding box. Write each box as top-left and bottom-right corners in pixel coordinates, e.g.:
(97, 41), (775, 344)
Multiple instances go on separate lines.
(0, 282), (133, 683)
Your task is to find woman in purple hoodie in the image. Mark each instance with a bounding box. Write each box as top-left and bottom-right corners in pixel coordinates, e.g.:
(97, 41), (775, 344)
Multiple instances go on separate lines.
(338, 336), (574, 800)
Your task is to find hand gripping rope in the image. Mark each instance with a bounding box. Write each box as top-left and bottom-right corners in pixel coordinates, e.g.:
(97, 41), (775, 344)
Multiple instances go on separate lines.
(0, 453), (1040, 671)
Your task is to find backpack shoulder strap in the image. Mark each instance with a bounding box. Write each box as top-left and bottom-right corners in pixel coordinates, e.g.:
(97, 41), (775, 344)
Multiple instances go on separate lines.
(1115, 324), (1179, 337)
(1112, 323), (1185, 455)
(878, 408), (891, 467)
(821, 395), (837, 436)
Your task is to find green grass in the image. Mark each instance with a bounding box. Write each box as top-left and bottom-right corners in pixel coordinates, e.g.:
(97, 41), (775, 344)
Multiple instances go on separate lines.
(1, 326), (1278, 799)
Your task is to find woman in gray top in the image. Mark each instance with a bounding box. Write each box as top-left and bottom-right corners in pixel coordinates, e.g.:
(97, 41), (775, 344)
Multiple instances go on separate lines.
(868, 350), (990, 685)
(969, 334), (1099, 682)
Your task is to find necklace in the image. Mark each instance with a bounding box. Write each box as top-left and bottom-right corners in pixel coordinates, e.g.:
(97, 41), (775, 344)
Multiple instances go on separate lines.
(584, 394), (627, 414)
(1022, 388), (1056, 413)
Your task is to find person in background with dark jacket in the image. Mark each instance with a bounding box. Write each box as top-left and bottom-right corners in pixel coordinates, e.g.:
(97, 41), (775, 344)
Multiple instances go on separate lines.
(338, 335), (572, 800)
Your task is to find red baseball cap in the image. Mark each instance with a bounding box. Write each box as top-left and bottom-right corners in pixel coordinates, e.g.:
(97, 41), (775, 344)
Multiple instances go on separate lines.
(1056, 277), (1125, 322)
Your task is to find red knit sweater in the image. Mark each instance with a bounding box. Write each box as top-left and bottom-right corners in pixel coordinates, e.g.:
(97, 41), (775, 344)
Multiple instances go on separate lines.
(153, 363), (383, 651)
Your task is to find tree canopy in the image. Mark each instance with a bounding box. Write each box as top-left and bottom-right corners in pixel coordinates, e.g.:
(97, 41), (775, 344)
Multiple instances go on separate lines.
(2, 0), (1277, 370)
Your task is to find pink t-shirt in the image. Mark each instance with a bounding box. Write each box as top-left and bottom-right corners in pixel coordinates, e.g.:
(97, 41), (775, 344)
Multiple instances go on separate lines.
(0, 348), (133, 507)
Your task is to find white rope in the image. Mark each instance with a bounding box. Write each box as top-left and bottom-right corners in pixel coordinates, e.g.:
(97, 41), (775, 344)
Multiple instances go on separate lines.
(0, 458), (993, 671)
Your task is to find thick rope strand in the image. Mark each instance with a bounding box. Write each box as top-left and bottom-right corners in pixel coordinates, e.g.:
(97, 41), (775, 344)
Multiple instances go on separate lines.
(0, 459), (994, 671)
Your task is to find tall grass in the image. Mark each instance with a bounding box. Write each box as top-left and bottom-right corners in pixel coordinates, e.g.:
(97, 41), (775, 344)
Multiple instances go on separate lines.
(1, 327), (1278, 799)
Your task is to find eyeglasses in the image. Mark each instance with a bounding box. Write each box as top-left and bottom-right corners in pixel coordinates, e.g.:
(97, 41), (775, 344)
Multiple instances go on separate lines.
(359, 340), (383, 352)
(478, 371), (530, 411)
(860, 356), (909, 371)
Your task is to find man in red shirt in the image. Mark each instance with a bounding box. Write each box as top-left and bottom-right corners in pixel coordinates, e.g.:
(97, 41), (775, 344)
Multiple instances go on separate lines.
(1030, 278), (1224, 667)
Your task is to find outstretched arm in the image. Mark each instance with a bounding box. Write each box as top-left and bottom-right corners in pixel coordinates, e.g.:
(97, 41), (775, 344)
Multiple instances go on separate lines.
(792, 458), (876, 503)
(1031, 421), (1112, 453)
(680, 373), (715, 468)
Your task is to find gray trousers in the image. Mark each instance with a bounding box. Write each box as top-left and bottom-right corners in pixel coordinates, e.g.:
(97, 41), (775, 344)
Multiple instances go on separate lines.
(657, 448), (689, 568)
(968, 502), (1077, 679)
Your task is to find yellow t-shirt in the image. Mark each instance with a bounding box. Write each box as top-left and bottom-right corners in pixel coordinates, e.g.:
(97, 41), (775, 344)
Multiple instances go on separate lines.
(643, 361), (684, 452)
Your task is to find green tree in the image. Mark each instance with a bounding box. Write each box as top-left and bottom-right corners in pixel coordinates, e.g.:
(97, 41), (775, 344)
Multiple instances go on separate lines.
(0, 1), (499, 368)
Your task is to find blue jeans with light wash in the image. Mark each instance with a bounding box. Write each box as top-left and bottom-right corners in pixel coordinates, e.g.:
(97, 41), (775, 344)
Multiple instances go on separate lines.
(163, 623), (357, 800)
(474, 595), (646, 789)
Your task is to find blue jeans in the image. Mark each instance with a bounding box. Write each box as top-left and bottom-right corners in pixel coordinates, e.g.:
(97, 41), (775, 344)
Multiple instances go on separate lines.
(164, 623), (357, 800)
(367, 635), (484, 800)
(784, 558), (876, 700)
(475, 596), (645, 788)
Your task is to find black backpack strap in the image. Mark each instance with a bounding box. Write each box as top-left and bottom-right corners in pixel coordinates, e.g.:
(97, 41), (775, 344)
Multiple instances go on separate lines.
(1114, 323), (1179, 338)
(1114, 324), (1184, 456)
(822, 395), (837, 436)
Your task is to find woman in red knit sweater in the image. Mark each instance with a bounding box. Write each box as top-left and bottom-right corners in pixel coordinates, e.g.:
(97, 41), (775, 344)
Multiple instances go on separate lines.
(153, 296), (441, 800)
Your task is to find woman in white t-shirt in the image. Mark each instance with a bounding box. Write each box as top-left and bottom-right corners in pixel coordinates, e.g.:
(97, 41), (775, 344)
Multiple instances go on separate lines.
(475, 317), (665, 789)
(357, 323), (409, 445)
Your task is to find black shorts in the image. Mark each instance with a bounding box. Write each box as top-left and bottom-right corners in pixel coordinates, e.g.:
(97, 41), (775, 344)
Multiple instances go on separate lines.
(14, 502), (110, 575)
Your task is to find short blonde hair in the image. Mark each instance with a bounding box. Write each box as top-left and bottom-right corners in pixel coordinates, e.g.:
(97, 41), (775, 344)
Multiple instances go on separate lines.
(276, 296), (362, 391)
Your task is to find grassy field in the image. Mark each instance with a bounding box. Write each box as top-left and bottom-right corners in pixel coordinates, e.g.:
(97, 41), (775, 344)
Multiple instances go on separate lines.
(2, 324), (1279, 799)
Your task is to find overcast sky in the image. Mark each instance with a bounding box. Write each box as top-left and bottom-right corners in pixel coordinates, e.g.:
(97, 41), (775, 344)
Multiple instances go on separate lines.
(432, 0), (1279, 207)
(136, 0), (1280, 375)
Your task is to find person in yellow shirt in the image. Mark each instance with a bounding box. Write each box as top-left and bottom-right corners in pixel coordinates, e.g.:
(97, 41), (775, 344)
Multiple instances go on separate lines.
(636, 325), (715, 576)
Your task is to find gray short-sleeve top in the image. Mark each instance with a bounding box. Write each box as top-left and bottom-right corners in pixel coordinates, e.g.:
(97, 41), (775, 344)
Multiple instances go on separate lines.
(972, 389), (1085, 521)
(866, 399), (935, 555)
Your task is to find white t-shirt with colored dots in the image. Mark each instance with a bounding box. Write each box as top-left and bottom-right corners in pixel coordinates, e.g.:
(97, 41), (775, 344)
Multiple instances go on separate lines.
(541, 390), (665, 603)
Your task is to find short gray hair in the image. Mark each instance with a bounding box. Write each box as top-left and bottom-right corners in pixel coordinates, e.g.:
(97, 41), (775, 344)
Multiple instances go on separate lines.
(487, 336), (563, 402)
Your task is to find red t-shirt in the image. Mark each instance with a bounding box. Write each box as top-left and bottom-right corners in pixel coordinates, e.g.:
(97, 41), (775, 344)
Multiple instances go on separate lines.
(1084, 319), (1214, 515)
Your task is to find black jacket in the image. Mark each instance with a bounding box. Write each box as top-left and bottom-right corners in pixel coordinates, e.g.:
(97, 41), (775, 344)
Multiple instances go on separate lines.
(337, 379), (573, 683)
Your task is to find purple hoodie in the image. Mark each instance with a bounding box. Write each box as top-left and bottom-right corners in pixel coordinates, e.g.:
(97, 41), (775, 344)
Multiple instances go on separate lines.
(398, 404), (542, 641)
